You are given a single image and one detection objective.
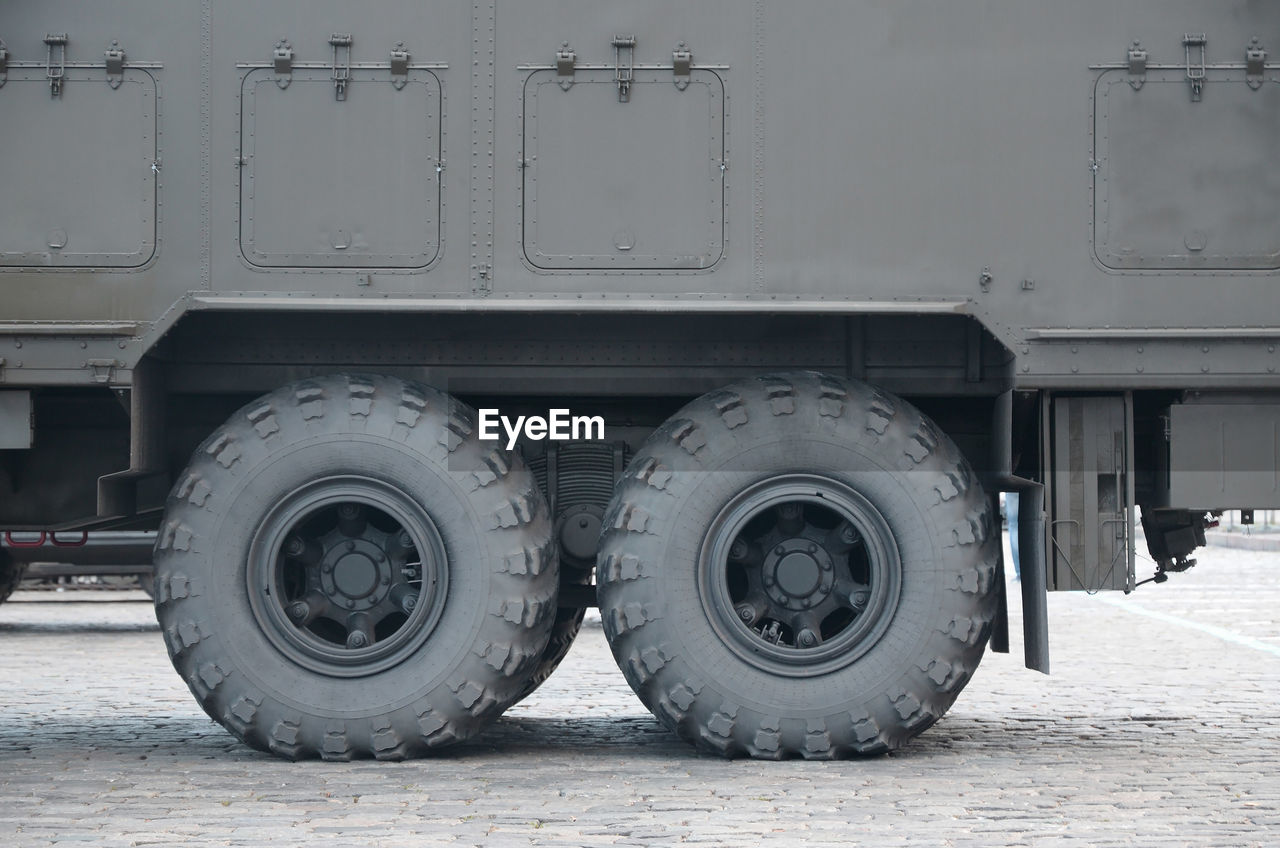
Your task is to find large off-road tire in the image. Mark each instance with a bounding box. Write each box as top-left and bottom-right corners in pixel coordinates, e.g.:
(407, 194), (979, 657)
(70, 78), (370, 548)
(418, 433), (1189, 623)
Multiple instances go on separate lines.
(0, 551), (26, 604)
(153, 374), (557, 759)
(512, 564), (591, 703)
(597, 372), (998, 759)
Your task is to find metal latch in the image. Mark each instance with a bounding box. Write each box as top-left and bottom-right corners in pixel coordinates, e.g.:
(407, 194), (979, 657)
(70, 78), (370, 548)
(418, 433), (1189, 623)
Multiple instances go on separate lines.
(613, 35), (635, 102)
(390, 41), (409, 90)
(673, 42), (692, 90)
(0, 39), (8, 89)
(45, 33), (68, 97)
(1126, 41), (1147, 90)
(104, 40), (125, 89)
(273, 39), (293, 89)
(1246, 37), (1267, 90)
(329, 34), (352, 101)
(1183, 33), (1206, 101)
(555, 42), (575, 90)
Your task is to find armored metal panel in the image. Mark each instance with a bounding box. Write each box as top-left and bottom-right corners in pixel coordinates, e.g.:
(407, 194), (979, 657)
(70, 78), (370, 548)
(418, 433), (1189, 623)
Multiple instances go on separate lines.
(1094, 69), (1280, 270)
(1166, 403), (1280, 508)
(0, 391), (33, 450)
(0, 69), (156, 268)
(239, 68), (441, 269)
(522, 68), (724, 271)
(1047, 395), (1133, 592)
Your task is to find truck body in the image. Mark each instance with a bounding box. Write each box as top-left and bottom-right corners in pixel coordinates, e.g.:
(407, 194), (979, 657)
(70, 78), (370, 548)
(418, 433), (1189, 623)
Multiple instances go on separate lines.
(1, 0), (1277, 759)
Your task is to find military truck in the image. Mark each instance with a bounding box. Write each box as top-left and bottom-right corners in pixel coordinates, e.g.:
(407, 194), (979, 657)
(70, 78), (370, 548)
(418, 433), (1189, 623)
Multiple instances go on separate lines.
(1, 0), (1276, 760)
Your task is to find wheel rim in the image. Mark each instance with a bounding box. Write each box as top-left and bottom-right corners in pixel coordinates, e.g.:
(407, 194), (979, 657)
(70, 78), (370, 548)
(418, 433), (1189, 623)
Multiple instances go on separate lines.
(698, 474), (902, 678)
(246, 476), (449, 678)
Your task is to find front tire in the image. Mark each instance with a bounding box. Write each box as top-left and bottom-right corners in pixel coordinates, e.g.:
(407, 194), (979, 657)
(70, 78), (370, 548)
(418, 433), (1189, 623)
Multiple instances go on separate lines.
(597, 372), (998, 758)
(153, 375), (557, 759)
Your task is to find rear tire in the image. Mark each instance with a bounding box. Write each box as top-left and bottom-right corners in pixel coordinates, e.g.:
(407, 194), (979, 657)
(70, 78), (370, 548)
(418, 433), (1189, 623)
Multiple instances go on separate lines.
(597, 372), (998, 758)
(153, 374), (557, 759)
(0, 551), (25, 604)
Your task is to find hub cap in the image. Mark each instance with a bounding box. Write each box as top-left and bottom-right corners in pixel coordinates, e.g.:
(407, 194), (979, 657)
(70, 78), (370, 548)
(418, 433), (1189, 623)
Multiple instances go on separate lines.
(247, 477), (448, 677)
(699, 475), (902, 677)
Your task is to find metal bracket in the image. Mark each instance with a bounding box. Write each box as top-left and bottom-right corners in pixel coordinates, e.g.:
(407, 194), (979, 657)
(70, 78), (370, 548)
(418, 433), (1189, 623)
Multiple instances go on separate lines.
(329, 34), (352, 101)
(390, 41), (409, 90)
(613, 35), (636, 102)
(1184, 33), (1207, 101)
(1246, 37), (1267, 90)
(104, 40), (125, 89)
(272, 39), (293, 89)
(1126, 40), (1147, 90)
(86, 359), (119, 384)
(45, 33), (68, 97)
(673, 41), (692, 90)
(0, 39), (9, 89)
(555, 42), (575, 90)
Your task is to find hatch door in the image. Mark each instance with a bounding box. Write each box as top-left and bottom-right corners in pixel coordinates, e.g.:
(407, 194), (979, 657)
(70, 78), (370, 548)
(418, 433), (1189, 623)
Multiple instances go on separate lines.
(522, 67), (725, 271)
(239, 68), (441, 269)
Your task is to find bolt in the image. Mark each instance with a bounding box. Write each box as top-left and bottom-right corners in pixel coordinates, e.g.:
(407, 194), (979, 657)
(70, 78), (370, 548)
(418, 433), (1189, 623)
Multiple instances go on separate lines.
(778, 503), (802, 519)
(736, 604), (755, 624)
(774, 545), (786, 556)
(763, 574), (775, 587)
(382, 577), (391, 586)
(397, 530), (414, 549)
(579, 517), (590, 529)
(288, 601), (309, 620)
(345, 599), (356, 609)
(729, 539), (749, 561)
(840, 525), (857, 544)
(346, 631), (369, 649)
(807, 543), (818, 554)
(338, 503), (359, 519)
(374, 551), (385, 563)
(402, 593), (418, 613)
(852, 591), (869, 608)
(798, 629), (818, 648)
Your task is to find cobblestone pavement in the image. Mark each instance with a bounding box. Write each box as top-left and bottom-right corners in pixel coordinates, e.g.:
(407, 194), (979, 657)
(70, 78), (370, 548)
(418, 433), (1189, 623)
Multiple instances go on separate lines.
(1, 542), (1278, 847)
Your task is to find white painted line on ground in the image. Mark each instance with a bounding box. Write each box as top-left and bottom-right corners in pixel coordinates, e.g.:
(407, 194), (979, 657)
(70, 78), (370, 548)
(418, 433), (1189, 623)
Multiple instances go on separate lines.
(1096, 594), (1280, 659)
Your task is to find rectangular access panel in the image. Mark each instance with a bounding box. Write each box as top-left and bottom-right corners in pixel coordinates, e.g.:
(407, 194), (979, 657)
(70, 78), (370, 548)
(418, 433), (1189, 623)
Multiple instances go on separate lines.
(240, 68), (441, 268)
(0, 68), (156, 268)
(1093, 68), (1280, 270)
(522, 68), (725, 271)
(1162, 403), (1280, 509)
(1046, 395), (1134, 592)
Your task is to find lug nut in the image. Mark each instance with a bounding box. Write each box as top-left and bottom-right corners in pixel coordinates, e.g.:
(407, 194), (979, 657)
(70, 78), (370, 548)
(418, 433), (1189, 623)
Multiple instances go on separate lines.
(346, 631), (369, 649)
(852, 591), (869, 608)
(807, 543), (818, 554)
(736, 604), (755, 623)
(775, 545), (786, 556)
(798, 629), (818, 648)
(288, 601), (310, 620)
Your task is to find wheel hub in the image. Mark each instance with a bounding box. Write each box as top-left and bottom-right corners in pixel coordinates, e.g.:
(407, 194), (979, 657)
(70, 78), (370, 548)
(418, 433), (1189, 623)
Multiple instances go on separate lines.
(699, 475), (903, 676)
(247, 479), (450, 677)
(763, 540), (835, 609)
(321, 537), (391, 610)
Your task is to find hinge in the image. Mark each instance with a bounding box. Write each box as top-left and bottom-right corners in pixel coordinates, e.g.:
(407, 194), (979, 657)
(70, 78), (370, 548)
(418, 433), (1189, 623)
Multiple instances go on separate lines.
(672, 41), (692, 90)
(0, 39), (9, 89)
(555, 42), (575, 90)
(1183, 33), (1207, 102)
(329, 34), (352, 101)
(475, 263), (492, 294)
(390, 41), (410, 90)
(1126, 40), (1147, 90)
(86, 359), (119, 384)
(272, 39), (293, 89)
(104, 40), (125, 89)
(45, 33), (68, 97)
(1246, 37), (1267, 90)
(613, 35), (636, 102)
